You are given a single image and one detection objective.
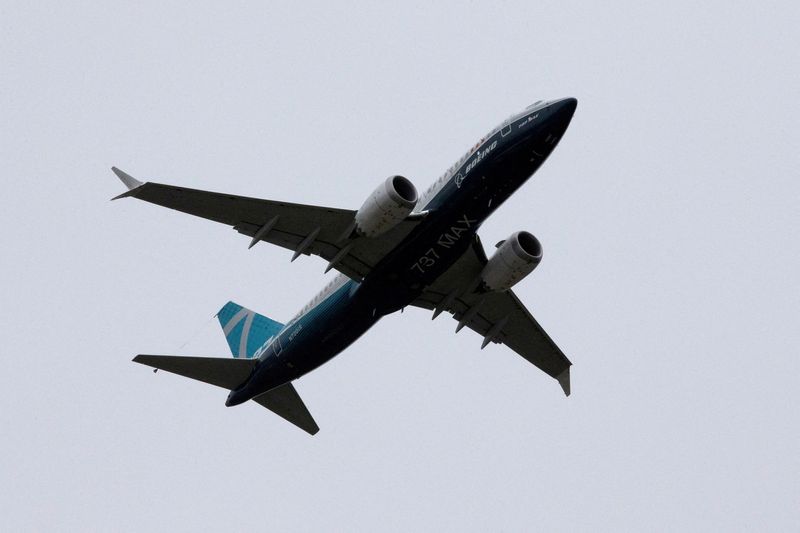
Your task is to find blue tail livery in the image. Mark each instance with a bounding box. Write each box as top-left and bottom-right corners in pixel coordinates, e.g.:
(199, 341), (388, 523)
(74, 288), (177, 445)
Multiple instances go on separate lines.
(122, 98), (579, 434)
(216, 301), (284, 359)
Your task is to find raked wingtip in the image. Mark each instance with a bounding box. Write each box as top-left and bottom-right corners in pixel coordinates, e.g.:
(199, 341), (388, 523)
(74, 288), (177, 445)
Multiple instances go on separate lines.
(111, 167), (145, 200)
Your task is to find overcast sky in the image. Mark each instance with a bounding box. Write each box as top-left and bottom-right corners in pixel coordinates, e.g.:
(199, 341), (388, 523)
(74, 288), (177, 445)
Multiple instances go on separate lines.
(2, 1), (798, 531)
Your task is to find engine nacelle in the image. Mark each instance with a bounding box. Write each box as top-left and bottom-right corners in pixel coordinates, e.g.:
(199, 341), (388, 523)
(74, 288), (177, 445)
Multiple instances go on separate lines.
(481, 231), (543, 291)
(354, 175), (418, 237)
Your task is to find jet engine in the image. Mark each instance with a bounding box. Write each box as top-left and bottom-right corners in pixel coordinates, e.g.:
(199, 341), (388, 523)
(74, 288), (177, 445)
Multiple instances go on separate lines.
(481, 231), (543, 291)
(354, 175), (418, 237)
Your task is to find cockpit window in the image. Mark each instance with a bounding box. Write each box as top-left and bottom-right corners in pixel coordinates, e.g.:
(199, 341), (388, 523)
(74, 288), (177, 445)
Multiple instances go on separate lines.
(526, 100), (543, 109)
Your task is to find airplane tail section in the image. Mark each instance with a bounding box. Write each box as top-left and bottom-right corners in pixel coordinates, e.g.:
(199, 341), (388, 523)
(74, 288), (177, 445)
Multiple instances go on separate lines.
(216, 301), (285, 359)
(253, 384), (319, 435)
(133, 354), (318, 435)
(214, 300), (318, 434)
(132, 302), (318, 434)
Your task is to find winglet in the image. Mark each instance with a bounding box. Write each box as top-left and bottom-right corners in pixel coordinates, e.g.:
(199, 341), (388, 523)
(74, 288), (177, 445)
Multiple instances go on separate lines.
(111, 167), (145, 200)
(557, 367), (571, 396)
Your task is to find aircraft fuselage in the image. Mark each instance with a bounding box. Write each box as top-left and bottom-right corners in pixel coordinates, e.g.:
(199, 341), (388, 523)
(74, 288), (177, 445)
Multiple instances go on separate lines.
(225, 98), (577, 406)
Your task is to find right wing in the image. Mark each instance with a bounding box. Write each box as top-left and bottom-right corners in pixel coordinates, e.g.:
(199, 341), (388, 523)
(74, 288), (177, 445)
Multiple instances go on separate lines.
(111, 167), (421, 281)
(410, 236), (572, 395)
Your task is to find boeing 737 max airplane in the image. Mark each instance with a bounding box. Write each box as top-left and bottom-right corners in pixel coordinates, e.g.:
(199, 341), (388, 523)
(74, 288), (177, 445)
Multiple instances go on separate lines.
(115, 97), (578, 434)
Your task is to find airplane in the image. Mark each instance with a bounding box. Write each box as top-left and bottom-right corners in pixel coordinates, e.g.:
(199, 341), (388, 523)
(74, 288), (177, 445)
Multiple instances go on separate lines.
(114, 97), (578, 435)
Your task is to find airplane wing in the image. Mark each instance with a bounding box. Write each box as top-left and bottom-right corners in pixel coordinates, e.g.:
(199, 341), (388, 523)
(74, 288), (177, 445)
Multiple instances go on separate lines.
(111, 167), (420, 281)
(410, 235), (572, 395)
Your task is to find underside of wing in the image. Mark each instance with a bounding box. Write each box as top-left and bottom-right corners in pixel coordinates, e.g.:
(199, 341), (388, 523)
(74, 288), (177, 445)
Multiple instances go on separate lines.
(411, 236), (572, 395)
(112, 168), (420, 280)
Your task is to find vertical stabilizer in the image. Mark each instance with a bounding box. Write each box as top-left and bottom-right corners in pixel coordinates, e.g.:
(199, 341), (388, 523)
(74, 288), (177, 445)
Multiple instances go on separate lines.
(216, 302), (285, 359)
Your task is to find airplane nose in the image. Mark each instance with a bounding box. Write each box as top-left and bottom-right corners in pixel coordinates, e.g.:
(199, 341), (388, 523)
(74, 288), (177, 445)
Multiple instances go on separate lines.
(549, 97), (578, 119)
(543, 97), (578, 134)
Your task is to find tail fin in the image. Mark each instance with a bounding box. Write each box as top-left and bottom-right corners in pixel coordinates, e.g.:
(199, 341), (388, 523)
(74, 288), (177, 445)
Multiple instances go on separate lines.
(216, 301), (284, 359)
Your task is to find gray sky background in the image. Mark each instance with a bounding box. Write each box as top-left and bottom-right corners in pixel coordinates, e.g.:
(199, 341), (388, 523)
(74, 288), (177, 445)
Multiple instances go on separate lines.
(2, 1), (798, 531)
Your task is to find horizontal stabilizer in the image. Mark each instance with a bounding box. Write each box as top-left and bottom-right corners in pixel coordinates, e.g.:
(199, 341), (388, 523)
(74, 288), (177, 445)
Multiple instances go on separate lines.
(133, 354), (257, 390)
(134, 355), (319, 434)
(253, 383), (319, 435)
(557, 367), (571, 396)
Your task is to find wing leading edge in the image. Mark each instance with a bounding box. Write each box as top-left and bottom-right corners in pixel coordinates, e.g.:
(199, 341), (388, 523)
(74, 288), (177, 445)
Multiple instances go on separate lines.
(111, 167), (420, 281)
(411, 236), (572, 396)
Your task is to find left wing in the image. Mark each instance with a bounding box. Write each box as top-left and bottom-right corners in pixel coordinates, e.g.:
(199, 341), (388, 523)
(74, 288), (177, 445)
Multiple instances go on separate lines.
(411, 236), (572, 395)
(111, 167), (420, 281)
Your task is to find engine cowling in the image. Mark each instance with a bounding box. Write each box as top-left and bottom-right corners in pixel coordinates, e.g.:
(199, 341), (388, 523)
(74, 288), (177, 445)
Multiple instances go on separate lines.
(354, 175), (418, 237)
(481, 231), (543, 291)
